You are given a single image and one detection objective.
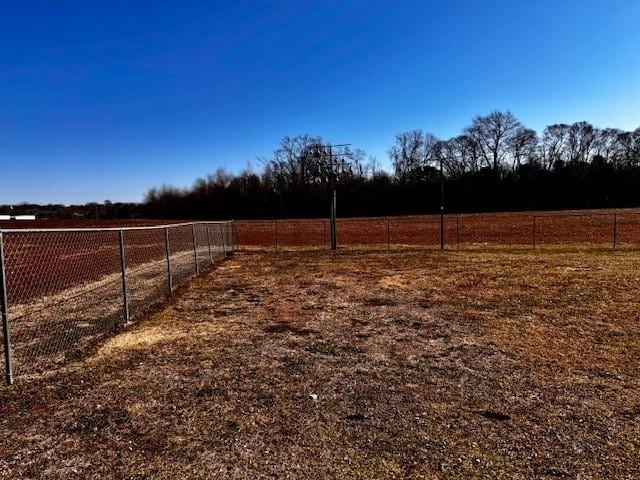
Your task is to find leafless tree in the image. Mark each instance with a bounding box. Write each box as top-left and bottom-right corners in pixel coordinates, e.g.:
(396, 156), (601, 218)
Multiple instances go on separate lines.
(539, 124), (569, 170)
(506, 127), (538, 169)
(593, 128), (624, 164)
(464, 111), (522, 172)
(389, 130), (439, 179)
(567, 121), (596, 163)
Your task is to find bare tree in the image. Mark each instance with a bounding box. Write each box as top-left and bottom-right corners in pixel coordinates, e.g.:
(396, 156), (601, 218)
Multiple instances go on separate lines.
(388, 130), (439, 179)
(539, 124), (569, 170)
(464, 111), (522, 172)
(567, 121), (596, 163)
(593, 128), (624, 164)
(433, 137), (476, 176)
(507, 127), (538, 169)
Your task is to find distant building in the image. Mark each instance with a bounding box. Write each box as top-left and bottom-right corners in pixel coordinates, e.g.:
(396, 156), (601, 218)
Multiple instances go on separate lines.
(0, 215), (37, 221)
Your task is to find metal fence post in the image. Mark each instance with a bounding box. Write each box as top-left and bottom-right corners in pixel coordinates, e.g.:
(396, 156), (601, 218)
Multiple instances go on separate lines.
(456, 215), (460, 251)
(220, 224), (227, 257)
(0, 231), (14, 385)
(613, 214), (618, 250)
(164, 227), (173, 293)
(440, 210), (444, 250)
(192, 224), (199, 274)
(229, 221), (234, 252)
(206, 224), (213, 264)
(118, 229), (130, 323)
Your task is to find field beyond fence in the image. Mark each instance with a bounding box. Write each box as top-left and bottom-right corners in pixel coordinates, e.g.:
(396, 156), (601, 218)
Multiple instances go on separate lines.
(234, 209), (640, 250)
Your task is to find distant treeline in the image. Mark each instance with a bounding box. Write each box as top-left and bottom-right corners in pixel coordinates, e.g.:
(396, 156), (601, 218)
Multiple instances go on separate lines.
(0, 202), (143, 220)
(144, 111), (640, 219)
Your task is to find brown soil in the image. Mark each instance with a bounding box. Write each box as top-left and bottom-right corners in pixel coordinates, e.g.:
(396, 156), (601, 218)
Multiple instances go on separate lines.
(1, 249), (639, 479)
(235, 208), (640, 249)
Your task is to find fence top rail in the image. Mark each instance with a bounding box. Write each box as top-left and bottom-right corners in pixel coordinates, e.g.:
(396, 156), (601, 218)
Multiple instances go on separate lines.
(0, 220), (233, 234)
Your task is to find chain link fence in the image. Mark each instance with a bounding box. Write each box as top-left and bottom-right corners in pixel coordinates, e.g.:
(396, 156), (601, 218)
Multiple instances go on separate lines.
(0, 221), (235, 384)
(234, 212), (640, 251)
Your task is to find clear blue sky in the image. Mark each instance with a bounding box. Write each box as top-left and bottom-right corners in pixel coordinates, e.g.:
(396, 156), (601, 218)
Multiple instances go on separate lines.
(1, 1), (639, 204)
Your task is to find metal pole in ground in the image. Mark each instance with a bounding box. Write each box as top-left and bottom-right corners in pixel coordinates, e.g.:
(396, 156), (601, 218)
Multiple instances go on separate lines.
(456, 215), (460, 251)
(532, 216), (536, 250)
(231, 221), (237, 251)
(0, 231), (14, 385)
(192, 224), (199, 275)
(440, 156), (445, 250)
(219, 224), (227, 258)
(206, 224), (213, 264)
(164, 227), (173, 293)
(613, 214), (618, 250)
(329, 145), (337, 251)
(231, 221), (236, 252)
(331, 190), (337, 250)
(118, 229), (130, 323)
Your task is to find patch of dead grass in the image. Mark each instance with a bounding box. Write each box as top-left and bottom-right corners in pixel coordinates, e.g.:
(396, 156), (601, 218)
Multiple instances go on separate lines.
(1, 249), (640, 479)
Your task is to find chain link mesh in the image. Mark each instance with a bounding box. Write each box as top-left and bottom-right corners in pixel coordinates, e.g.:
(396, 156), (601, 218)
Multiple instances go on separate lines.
(124, 228), (168, 319)
(234, 213), (640, 250)
(167, 224), (198, 289)
(3, 230), (123, 377)
(0, 222), (234, 382)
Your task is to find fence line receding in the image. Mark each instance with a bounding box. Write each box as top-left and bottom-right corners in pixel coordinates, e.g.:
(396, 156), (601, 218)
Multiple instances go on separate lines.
(234, 212), (640, 251)
(0, 221), (234, 384)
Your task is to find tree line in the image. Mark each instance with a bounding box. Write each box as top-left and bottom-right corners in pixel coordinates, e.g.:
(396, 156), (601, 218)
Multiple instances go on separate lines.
(144, 111), (640, 219)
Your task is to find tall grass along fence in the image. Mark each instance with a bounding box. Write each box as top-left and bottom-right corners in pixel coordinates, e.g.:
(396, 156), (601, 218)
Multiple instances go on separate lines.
(0, 221), (235, 384)
(235, 211), (640, 251)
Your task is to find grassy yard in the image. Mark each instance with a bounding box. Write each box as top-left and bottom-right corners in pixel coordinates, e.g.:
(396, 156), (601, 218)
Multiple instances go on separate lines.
(1, 249), (639, 479)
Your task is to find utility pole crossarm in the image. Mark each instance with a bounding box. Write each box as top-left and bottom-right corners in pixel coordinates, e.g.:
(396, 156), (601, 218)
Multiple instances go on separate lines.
(307, 142), (353, 251)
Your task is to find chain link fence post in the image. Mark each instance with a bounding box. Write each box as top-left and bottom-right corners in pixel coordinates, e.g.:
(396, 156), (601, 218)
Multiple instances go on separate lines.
(0, 231), (14, 385)
(231, 220), (237, 251)
(118, 229), (130, 323)
(192, 223), (199, 275)
(220, 223), (227, 258)
(206, 224), (213, 264)
(232, 221), (237, 252)
(164, 227), (173, 293)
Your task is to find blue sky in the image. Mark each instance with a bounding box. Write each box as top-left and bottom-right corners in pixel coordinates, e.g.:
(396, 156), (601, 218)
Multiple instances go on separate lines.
(1, 1), (639, 204)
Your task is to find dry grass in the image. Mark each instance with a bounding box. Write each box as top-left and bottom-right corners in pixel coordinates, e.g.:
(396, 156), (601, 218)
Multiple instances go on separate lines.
(1, 249), (640, 479)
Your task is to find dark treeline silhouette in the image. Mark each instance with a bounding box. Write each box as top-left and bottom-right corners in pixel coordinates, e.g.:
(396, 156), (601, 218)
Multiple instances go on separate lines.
(144, 111), (640, 219)
(0, 201), (142, 220)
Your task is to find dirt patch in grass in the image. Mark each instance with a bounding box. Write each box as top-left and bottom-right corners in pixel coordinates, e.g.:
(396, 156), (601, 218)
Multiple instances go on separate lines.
(1, 249), (640, 479)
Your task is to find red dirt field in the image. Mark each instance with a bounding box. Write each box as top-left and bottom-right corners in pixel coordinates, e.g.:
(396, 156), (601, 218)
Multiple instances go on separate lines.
(234, 208), (640, 250)
(1, 222), (230, 306)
